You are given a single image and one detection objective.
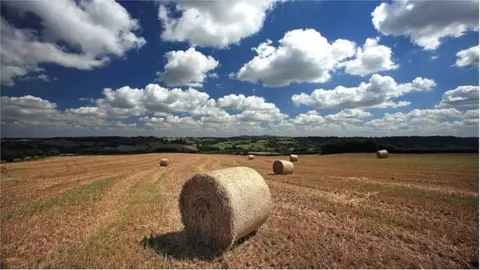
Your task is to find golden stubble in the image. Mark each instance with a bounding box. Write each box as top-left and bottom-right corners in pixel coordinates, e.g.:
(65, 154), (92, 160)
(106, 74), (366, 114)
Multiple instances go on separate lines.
(0, 153), (478, 268)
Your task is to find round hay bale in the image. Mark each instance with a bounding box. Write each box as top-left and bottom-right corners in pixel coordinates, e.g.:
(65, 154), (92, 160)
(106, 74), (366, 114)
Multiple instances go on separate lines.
(272, 160), (294, 175)
(179, 166), (272, 250)
(248, 154), (254, 160)
(376, 150), (389, 159)
(289, 154), (298, 162)
(159, 158), (169, 166)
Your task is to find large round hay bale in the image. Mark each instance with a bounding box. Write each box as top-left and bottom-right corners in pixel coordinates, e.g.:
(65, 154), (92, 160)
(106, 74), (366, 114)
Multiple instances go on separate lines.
(376, 150), (389, 158)
(290, 154), (298, 162)
(159, 158), (169, 166)
(179, 166), (272, 250)
(248, 154), (254, 160)
(272, 160), (294, 175)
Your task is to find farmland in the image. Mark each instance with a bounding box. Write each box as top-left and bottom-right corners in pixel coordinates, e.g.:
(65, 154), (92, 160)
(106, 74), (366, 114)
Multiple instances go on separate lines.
(0, 153), (478, 268)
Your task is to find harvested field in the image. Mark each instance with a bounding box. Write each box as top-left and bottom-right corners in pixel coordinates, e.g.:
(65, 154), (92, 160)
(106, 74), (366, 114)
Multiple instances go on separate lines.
(0, 153), (478, 268)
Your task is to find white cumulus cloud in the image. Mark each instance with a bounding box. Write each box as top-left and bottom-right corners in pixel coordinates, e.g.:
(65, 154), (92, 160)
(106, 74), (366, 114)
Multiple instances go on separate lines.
(455, 45), (479, 68)
(372, 0), (479, 50)
(236, 29), (356, 87)
(339, 37), (398, 76)
(1, 0), (146, 86)
(1, 95), (57, 119)
(364, 108), (477, 136)
(1, 92), (478, 137)
(436, 85), (479, 108)
(292, 109), (372, 127)
(142, 84), (212, 114)
(157, 48), (219, 87)
(292, 74), (436, 109)
(66, 106), (107, 118)
(218, 94), (277, 112)
(158, 0), (280, 48)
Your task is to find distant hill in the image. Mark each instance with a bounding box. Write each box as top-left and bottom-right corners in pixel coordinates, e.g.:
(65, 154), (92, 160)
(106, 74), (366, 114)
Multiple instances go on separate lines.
(0, 136), (198, 162)
(1, 136), (478, 162)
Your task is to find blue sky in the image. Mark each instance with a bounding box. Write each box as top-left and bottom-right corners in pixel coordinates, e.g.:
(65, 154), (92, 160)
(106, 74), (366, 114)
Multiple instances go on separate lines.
(1, 0), (478, 137)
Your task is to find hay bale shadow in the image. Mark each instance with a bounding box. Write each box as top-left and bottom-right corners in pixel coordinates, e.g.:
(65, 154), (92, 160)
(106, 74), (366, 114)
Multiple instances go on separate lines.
(0, 256), (6, 269)
(140, 230), (257, 261)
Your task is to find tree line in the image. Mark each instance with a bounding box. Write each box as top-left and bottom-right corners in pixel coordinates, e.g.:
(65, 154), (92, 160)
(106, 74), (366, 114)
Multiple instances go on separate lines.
(1, 136), (478, 162)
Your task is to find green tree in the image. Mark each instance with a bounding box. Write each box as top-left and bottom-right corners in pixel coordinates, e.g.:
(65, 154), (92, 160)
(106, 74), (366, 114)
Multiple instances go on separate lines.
(1, 150), (14, 162)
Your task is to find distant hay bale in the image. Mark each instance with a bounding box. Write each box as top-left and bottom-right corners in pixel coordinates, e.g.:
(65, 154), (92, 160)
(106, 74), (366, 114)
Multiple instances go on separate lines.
(248, 155), (254, 160)
(179, 167), (272, 250)
(159, 158), (169, 166)
(272, 160), (294, 175)
(290, 154), (298, 162)
(376, 150), (389, 159)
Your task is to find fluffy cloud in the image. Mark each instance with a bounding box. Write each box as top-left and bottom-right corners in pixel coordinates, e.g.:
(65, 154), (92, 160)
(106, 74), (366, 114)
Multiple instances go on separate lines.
(2, 92), (478, 137)
(1, 95), (57, 120)
(64, 84), (287, 127)
(218, 94), (277, 112)
(292, 74), (436, 109)
(216, 94), (287, 124)
(292, 109), (371, 126)
(200, 113), (235, 124)
(339, 37), (398, 76)
(158, 0), (279, 48)
(372, 0), (479, 50)
(324, 109), (372, 123)
(103, 86), (144, 109)
(436, 85), (479, 108)
(455, 45), (479, 68)
(93, 84), (291, 126)
(364, 108), (477, 136)
(142, 84), (212, 114)
(0, 95), (144, 138)
(236, 107), (286, 123)
(291, 110), (325, 126)
(366, 108), (464, 129)
(141, 115), (200, 129)
(4, 0), (146, 56)
(91, 85), (211, 118)
(1, 0), (145, 86)
(0, 19), (107, 86)
(287, 109), (381, 136)
(462, 109), (480, 126)
(1, 95), (108, 131)
(94, 86), (144, 118)
(66, 106), (107, 118)
(236, 29), (356, 87)
(463, 109), (479, 119)
(157, 48), (219, 87)
(1, 83), (293, 136)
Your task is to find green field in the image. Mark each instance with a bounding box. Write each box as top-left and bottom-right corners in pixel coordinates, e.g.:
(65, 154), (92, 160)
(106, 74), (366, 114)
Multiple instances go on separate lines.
(209, 138), (298, 151)
(213, 139), (271, 150)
